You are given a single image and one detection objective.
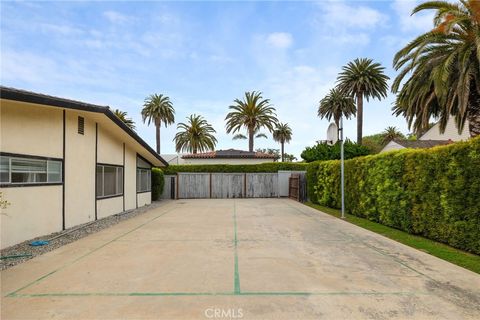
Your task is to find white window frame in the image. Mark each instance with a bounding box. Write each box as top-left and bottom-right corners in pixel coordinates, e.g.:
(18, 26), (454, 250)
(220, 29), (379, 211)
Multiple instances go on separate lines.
(0, 154), (63, 186)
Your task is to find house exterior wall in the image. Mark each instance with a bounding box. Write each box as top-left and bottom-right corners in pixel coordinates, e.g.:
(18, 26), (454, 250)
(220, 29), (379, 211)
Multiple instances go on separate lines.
(1, 101), (64, 248)
(420, 118), (470, 141)
(137, 192), (151, 207)
(64, 110), (96, 228)
(1, 186), (62, 249)
(0, 99), (156, 249)
(0, 100), (63, 157)
(380, 141), (405, 153)
(97, 126), (123, 165)
(97, 197), (123, 219)
(182, 158), (275, 165)
(124, 146), (137, 211)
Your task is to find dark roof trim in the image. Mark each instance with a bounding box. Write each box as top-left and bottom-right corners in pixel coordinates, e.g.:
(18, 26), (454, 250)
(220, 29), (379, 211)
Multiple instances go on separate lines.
(0, 86), (168, 167)
(392, 139), (452, 149)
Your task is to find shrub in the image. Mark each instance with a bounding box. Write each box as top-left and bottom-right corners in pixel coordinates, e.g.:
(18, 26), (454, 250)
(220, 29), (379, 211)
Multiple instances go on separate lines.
(162, 162), (308, 175)
(307, 137), (480, 254)
(300, 140), (370, 162)
(151, 168), (164, 201)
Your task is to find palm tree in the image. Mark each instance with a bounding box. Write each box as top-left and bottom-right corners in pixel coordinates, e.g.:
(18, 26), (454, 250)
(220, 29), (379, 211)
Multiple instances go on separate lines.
(392, 0), (480, 138)
(174, 114), (217, 154)
(381, 126), (405, 145)
(318, 87), (357, 127)
(232, 129), (268, 141)
(141, 94), (175, 154)
(225, 91), (278, 152)
(113, 109), (136, 130)
(337, 58), (390, 145)
(273, 122), (293, 162)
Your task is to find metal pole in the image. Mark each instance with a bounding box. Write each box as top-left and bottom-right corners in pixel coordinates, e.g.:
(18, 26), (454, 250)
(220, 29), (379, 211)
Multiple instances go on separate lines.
(340, 116), (345, 219)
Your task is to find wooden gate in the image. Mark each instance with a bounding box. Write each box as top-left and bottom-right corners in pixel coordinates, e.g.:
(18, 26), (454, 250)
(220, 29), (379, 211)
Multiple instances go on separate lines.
(289, 173), (307, 202)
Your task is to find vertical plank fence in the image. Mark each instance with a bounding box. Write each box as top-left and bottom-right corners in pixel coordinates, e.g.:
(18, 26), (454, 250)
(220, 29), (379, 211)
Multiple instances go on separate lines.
(162, 171), (306, 200)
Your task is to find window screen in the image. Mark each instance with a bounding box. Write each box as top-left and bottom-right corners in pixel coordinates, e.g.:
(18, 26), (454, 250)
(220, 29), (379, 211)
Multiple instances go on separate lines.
(136, 168), (151, 192)
(0, 155), (62, 185)
(96, 165), (123, 198)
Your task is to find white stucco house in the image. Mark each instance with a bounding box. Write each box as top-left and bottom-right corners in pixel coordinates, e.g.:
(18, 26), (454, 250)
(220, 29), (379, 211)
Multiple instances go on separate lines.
(0, 87), (168, 249)
(181, 149), (276, 165)
(380, 117), (470, 153)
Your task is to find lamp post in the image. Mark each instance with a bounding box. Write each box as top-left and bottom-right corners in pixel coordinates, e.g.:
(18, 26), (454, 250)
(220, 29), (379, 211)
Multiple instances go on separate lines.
(339, 116), (345, 219)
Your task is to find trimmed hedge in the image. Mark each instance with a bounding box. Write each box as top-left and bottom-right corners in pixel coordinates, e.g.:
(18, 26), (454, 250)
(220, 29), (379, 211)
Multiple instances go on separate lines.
(162, 162), (308, 175)
(307, 137), (480, 254)
(151, 168), (164, 201)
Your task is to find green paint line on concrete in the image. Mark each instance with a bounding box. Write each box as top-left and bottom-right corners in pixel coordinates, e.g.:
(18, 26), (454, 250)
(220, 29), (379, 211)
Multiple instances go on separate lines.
(9, 292), (235, 298)
(8, 291), (430, 298)
(6, 208), (176, 298)
(233, 200), (240, 295)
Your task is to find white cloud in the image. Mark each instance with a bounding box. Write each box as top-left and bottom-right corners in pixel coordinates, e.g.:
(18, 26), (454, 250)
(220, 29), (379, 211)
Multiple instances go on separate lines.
(316, 1), (388, 29)
(310, 1), (386, 47)
(266, 32), (293, 49)
(103, 11), (132, 24)
(39, 23), (83, 36)
(392, 0), (434, 32)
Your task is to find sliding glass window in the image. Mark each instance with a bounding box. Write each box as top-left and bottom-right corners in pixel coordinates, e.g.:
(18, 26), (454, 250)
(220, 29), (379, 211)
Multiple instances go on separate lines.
(0, 155), (62, 186)
(96, 165), (123, 198)
(136, 168), (151, 192)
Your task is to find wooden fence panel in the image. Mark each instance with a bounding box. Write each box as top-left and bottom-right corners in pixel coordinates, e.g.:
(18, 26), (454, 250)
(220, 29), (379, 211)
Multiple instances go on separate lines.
(211, 173), (244, 198)
(246, 173), (278, 198)
(177, 173), (210, 199)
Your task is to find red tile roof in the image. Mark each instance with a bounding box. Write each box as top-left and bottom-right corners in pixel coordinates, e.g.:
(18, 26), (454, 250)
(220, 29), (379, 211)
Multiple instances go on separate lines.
(182, 149), (276, 159)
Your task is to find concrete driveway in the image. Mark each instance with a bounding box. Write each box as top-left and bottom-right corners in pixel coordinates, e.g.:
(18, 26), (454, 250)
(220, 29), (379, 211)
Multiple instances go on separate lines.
(2, 199), (479, 320)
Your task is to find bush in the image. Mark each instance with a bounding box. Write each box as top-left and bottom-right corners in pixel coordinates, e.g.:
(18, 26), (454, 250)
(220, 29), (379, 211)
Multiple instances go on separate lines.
(307, 137), (480, 254)
(300, 140), (370, 162)
(151, 168), (164, 201)
(162, 162), (308, 175)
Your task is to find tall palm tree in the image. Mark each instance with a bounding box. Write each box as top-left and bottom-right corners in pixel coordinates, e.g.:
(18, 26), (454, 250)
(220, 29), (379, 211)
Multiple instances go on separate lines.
(113, 109), (136, 130)
(318, 87), (357, 127)
(174, 114), (217, 154)
(232, 129), (268, 141)
(337, 58), (390, 145)
(392, 0), (480, 137)
(141, 94), (175, 154)
(273, 122), (293, 162)
(225, 91), (278, 152)
(381, 126), (405, 145)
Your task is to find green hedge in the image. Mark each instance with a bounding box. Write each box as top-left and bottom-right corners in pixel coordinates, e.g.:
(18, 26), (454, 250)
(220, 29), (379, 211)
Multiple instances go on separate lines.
(151, 168), (164, 201)
(307, 137), (480, 254)
(162, 162), (308, 175)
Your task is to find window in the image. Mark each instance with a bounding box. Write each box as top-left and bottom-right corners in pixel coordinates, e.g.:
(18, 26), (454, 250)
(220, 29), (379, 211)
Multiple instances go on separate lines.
(137, 168), (151, 192)
(96, 165), (123, 198)
(0, 155), (62, 185)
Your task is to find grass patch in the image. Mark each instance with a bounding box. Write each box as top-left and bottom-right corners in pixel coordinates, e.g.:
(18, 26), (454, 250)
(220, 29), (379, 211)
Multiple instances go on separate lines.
(304, 202), (480, 274)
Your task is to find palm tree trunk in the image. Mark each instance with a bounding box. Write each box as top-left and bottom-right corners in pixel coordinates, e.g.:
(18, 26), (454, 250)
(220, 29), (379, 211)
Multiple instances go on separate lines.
(356, 92), (363, 145)
(155, 123), (161, 154)
(281, 142), (284, 162)
(248, 129), (254, 152)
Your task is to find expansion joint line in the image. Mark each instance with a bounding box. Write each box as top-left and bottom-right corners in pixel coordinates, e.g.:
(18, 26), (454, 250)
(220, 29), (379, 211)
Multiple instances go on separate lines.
(233, 200), (240, 295)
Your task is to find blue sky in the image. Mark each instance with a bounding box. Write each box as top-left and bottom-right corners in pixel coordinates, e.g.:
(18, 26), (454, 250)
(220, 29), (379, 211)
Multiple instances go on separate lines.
(1, 0), (435, 158)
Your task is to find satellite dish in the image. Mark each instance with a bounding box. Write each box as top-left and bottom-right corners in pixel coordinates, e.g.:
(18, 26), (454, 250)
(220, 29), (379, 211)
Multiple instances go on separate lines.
(326, 122), (338, 145)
